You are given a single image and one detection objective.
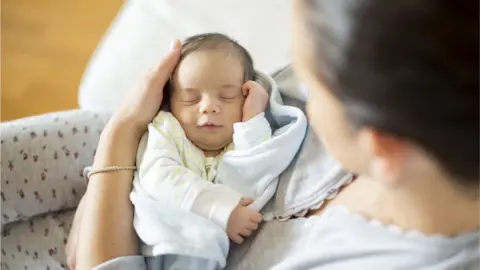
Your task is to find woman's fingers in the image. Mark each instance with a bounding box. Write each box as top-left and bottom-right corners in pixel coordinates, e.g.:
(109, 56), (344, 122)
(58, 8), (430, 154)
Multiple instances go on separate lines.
(147, 40), (182, 93)
(114, 40), (182, 135)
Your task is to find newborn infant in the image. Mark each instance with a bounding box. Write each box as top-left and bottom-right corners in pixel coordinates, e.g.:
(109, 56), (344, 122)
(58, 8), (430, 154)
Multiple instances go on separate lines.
(132, 33), (285, 269)
(136, 32), (270, 244)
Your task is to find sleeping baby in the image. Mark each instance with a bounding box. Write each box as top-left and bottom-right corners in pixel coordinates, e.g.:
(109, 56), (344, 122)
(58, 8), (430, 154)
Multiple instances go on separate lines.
(130, 33), (306, 269)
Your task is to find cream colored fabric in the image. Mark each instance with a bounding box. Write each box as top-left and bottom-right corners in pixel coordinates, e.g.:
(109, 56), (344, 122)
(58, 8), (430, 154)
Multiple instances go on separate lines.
(134, 111), (272, 232)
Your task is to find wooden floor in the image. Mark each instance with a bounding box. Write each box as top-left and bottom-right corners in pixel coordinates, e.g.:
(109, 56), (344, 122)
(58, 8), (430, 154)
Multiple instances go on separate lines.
(1, 0), (123, 121)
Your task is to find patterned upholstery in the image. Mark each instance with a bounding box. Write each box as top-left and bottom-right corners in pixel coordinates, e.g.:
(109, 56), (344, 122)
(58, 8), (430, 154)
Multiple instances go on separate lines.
(1, 110), (110, 269)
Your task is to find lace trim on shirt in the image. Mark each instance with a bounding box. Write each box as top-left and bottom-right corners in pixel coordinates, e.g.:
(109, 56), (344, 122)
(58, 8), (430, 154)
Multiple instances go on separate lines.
(263, 175), (355, 221)
(322, 205), (480, 243)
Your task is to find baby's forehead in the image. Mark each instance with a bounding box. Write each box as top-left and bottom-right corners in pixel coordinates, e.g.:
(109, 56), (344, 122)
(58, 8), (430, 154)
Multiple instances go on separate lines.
(173, 50), (245, 86)
(182, 46), (245, 64)
(181, 36), (246, 59)
(179, 44), (246, 71)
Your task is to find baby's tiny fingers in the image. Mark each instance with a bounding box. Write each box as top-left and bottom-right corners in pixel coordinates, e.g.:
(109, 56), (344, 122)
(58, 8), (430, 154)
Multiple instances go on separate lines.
(242, 83), (250, 96)
(239, 229), (252, 237)
(249, 212), (263, 223)
(231, 234), (244, 244)
(246, 221), (259, 231)
(240, 197), (254, 206)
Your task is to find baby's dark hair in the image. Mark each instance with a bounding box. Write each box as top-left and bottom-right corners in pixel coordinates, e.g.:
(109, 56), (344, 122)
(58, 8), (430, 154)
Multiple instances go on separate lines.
(162, 33), (255, 110)
(303, 0), (479, 189)
(180, 33), (255, 81)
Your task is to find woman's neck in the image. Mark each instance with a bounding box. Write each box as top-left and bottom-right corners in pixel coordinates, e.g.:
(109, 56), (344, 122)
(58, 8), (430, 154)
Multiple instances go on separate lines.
(334, 175), (479, 236)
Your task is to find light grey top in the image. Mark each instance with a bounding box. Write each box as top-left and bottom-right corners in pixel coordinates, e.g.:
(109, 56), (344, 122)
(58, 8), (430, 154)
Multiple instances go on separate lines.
(94, 205), (479, 270)
(226, 206), (480, 270)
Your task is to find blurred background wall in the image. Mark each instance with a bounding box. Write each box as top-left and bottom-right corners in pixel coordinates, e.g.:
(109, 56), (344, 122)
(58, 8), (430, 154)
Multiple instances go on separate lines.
(1, 0), (123, 121)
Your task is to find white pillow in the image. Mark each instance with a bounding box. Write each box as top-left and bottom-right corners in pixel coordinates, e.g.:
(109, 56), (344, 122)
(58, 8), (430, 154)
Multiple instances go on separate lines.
(79, 0), (291, 112)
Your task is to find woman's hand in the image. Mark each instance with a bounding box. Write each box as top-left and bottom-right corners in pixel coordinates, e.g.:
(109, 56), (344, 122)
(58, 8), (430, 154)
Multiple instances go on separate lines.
(111, 40), (182, 137)
(72, 40), (181, 270)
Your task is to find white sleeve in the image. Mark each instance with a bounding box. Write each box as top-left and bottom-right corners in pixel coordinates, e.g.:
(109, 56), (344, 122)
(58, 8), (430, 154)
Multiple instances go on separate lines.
(233, 112), (272, 150)
(216, 105), (308, 211)
(138, 113), (242, 230)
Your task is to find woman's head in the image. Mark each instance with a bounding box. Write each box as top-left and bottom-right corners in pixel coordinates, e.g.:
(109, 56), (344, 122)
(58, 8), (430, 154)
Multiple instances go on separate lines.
(292, 0), (478, 192)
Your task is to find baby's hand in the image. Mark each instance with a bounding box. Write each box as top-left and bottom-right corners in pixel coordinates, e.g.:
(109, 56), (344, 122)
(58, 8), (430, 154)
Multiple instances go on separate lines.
(227, 197), (263, 244)
(242, 81), (269, 122)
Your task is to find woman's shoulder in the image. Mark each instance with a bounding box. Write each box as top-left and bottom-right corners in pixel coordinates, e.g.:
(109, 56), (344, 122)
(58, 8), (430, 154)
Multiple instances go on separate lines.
(226, 205), (480, 270)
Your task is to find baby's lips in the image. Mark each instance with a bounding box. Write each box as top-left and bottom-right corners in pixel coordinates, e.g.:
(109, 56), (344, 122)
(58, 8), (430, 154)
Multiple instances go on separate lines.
(197, 119), (222, 127)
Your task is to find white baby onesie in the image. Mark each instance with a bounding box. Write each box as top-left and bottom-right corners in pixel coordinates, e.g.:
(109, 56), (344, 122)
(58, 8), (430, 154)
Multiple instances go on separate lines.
(136, 110), (272, 230)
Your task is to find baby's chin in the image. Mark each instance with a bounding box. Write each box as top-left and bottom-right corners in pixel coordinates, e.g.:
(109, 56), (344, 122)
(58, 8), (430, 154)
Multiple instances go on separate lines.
(194, 139), (232, 156)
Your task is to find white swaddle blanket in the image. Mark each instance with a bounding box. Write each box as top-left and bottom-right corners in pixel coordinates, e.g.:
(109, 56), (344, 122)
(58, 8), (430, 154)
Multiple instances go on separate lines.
(130, 72), (308, 268)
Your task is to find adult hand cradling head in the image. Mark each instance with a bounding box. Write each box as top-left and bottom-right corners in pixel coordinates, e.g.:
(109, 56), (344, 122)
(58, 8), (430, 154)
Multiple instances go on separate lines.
(111, 40), (182, 138)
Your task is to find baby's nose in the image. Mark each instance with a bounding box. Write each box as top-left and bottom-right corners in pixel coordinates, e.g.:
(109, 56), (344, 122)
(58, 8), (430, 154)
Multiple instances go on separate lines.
(200, 97), (220, 114)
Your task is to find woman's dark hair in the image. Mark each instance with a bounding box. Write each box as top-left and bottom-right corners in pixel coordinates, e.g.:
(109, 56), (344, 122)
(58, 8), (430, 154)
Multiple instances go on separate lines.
(162, 32), (255, 110)
(303, 0), (479, 186)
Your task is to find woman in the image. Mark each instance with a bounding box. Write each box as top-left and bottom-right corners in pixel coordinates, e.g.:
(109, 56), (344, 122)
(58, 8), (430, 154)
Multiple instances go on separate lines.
(70, 0), (479, 269)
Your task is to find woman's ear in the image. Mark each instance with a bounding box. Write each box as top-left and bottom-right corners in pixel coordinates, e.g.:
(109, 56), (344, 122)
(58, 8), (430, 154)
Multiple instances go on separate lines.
(358, 128), (407, 185)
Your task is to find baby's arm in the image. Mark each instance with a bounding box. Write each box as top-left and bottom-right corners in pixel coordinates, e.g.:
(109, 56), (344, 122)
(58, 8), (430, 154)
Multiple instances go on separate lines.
(233, 112), (272, 150)
(217, 100), (284, 211)
(217, 114), (274, 210)
(138, 113), (241, 230)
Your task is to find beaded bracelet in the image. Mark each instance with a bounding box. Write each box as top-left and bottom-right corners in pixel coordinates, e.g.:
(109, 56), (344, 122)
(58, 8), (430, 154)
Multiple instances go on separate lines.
(87, 166), (137, 180)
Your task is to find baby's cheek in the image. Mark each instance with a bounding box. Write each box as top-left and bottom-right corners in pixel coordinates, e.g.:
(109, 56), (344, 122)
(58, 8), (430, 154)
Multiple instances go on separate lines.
(172, 105), (196, 124)
(228, 103), (244, 123)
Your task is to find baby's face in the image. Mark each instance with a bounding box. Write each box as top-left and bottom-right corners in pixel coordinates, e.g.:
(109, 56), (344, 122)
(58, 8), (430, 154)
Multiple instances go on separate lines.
(170, 49), (245, 154)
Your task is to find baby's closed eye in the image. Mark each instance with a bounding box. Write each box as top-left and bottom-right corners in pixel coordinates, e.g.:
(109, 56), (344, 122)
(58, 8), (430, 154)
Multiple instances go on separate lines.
(178, 89), (201, 103)
(219, 93), (240, 100)
(219, 86), (242, 100)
